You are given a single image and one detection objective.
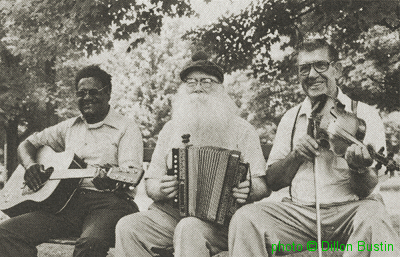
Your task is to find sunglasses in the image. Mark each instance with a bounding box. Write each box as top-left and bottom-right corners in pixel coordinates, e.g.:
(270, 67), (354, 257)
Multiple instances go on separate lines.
(76, 86), (108, 98)
(184, 78), (219, 88)
(298, 61), (334, 76)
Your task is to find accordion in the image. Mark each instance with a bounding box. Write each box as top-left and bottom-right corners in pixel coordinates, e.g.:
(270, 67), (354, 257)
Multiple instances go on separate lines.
(169, 145), (249, 226)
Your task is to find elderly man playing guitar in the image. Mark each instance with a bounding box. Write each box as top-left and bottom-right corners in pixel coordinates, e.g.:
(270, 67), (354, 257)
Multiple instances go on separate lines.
(0, 65), (143, 257)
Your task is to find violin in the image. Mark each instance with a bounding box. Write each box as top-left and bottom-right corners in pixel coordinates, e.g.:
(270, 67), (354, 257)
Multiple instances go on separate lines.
(312, 95), (399, 174)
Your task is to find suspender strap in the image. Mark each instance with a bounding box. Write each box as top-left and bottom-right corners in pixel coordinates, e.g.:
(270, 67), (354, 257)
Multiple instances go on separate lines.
(289, 104), (302, 198)
(290, 105), (302, 151)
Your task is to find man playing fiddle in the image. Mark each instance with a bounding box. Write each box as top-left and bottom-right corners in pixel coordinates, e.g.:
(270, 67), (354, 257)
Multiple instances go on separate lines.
(115, 51), (271, 257)
(229, 39), (400, 257)
(0, 65), (143, 257)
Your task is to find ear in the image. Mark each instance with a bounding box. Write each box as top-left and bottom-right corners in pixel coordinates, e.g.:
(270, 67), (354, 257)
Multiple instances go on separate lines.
(333, 61), (343, 79)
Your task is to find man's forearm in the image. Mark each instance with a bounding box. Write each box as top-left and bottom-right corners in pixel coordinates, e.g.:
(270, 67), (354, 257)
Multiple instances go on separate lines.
(266, 151), (304, 191)
(145, 178), (166, 201)
(249, 177), (271, 202)
(350, 167), (378, 198)
(17, 140), (38, 169)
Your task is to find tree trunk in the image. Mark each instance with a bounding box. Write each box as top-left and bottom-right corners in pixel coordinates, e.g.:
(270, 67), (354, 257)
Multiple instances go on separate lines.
(4, 119), (19, 181)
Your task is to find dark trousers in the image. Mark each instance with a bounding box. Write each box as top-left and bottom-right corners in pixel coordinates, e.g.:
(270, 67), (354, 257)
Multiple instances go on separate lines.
(0, 188), (138, 257)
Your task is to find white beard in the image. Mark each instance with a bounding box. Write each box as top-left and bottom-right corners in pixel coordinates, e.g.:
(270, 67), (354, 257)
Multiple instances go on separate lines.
(170, 89), (239, 149)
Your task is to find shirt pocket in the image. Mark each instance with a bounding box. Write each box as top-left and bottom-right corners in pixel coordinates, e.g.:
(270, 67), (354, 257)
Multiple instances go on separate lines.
(96, 133), (119, 165)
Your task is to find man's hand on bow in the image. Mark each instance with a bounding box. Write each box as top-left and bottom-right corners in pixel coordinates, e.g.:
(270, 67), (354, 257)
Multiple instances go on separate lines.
(345, 144), (374, 174)
(293, 135), (320, 162)
(232, 180), (251, 204)
(24, 163), (45, 191)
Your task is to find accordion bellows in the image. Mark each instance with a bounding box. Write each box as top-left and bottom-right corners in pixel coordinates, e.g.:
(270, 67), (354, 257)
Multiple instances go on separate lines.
(169, 146), (249, 226)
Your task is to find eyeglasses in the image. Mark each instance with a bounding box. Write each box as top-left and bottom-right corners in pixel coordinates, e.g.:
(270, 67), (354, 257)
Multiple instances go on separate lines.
(76, 86), (108, 98)
(298, 61), (334, 76)
(184, 78), (219, 88)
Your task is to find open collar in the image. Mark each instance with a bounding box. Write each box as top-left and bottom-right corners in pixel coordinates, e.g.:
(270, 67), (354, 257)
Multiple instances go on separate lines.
(73, 107), (123, 130)
(298, 87), (352, 118)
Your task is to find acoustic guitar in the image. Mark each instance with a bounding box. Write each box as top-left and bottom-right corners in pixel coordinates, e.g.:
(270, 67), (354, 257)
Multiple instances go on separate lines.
(0, 146), (144, 217)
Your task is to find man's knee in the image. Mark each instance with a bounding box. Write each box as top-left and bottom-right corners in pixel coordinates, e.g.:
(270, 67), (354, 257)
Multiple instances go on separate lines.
(231, 203), (268, 229)
(116, 214), (133, 236)
(115, 213), (150, 242)
(354, 199), (388, 226)
(175, 217), (205, 236)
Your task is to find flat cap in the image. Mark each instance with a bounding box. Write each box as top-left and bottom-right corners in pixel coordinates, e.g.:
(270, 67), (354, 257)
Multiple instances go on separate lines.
(180, 51), (224, 83)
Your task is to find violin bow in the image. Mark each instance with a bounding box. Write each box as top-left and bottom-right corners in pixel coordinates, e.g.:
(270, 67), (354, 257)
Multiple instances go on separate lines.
(310, 95), (329, 257)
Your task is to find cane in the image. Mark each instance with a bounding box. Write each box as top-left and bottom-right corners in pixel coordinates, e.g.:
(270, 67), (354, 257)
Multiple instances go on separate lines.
(308, 116), (323, 257)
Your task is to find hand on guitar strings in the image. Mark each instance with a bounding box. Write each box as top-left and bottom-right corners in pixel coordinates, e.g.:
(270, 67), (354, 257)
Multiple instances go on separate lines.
(92, 165), (118, 191)
(232, 180), (250, 204)
(24, 163), (45, 191)
(160, 175), (179, 199)
(345, 144), (374, 174)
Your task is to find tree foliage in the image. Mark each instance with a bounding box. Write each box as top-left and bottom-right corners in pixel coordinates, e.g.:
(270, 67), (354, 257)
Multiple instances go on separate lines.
(0, 0), (197, 126)
(186, 0), (400, 124)
(0, 0), (197, 174)
(1, 0), (194, 57)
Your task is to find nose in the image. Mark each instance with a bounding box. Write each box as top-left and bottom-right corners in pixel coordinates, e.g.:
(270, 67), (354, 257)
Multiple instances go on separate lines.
(191, 82), (206, 93)
(82, 92), (90, 99)
(308, 65), (320, 78)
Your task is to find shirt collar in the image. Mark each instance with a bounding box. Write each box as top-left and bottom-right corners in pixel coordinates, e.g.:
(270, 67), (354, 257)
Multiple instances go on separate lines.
(74, 107), (123, 130)
(299, 87), (352, 117)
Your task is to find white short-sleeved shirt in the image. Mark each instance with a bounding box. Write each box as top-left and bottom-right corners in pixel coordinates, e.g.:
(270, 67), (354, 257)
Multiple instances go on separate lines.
(27, 108), (143, 192)
(266, 88), (386, 205)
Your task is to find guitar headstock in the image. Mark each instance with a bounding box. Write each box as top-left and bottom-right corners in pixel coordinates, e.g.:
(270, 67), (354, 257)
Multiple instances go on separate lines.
(106, 166), (144, 186)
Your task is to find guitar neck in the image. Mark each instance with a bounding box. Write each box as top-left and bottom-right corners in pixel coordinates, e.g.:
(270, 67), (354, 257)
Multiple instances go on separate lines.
(49, 168), (97, 180)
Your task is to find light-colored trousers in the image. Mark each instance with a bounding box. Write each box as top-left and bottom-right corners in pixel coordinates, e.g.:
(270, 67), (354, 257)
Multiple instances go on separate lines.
(115, 204), (229, 257)
(229, 195), (400, 257)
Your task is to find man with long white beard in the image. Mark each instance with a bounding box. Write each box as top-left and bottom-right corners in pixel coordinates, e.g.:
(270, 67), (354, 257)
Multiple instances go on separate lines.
(114, 52), (271, 257)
